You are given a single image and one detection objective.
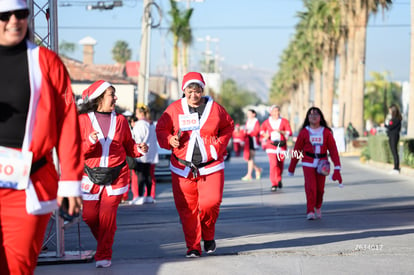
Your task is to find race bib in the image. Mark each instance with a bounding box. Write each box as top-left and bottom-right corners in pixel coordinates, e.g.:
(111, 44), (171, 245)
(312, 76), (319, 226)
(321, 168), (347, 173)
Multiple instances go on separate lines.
(310, 134), (323, 146)
(81, 176), (94, 193)
(270, 131), (281, 141)
(179, 113), (200, 131)
(0, 146), (33, 190)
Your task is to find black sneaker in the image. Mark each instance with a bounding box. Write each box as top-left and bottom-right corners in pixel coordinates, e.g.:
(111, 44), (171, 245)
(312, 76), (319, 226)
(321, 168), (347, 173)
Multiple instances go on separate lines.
(271, 186), (277, 192)
(278, 181), (283, 189)
(186, 250), (201, 258)
(204, 240), (216, 254)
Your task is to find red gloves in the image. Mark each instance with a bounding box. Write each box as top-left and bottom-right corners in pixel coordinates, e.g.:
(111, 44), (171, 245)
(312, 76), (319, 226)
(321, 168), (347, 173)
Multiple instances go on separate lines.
(332, 169), (342, 184)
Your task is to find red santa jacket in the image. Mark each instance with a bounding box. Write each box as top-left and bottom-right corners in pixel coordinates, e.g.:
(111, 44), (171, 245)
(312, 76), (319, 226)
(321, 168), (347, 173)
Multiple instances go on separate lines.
(232, 129), (245, 145)
(22, 41), (83, 215)
(79, 112), (143, 199)
(260, 117), (292, 154)
(156, 96), (234, 178)
(288, 126), (341, 173)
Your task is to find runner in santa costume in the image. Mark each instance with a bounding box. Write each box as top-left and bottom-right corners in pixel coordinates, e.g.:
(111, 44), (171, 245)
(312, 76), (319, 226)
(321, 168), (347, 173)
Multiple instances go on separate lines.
(156, 72), (234, 258)
(288, 107), (342, 220)
(78, 80), (148, 268)
(260, 105), (292, 192)
(241, 109), (262, 180)
(0, 1), (83, 274)
(232, 124), (245, 157)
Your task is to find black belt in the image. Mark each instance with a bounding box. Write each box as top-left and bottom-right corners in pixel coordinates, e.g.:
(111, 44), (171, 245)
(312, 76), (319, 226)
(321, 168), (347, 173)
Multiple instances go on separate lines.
(173, 155), (215, 178)
(31, 156), (47, 175)
(270, 140), (286, 147)
(305, 152), (327, 159)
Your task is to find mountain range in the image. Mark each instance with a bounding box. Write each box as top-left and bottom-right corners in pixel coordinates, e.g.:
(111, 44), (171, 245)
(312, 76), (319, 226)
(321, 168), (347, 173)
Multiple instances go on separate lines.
(220, 63), (274, 103)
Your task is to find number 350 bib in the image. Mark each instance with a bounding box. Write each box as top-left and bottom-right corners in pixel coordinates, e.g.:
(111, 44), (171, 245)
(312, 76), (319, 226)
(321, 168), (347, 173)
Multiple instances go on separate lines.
(179, 113), (200, 131)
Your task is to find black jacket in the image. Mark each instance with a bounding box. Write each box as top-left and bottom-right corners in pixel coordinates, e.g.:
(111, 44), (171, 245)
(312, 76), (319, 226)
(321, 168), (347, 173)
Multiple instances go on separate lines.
(386, 118), (401, 138)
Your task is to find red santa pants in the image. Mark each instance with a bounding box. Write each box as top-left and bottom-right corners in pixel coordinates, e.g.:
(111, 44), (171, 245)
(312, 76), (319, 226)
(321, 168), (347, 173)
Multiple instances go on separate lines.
(171, 170), (224, 254)
(302, 166), (326, 214)
(233, 142), (242, 157)
(0, 188), (51, 275)
(267, 153), (284, 187)
(82, 187), (122, 261)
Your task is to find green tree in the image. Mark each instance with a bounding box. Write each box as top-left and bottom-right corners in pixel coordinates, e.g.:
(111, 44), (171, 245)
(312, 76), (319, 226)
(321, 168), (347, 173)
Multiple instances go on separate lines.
(217, 79), (261, 124)
(364, 71), (402, 126)
(59, 40), (76, 57)
(112, 40), (131, 64)
(168, 0), (193, 87)
(342, 0), (392, 134)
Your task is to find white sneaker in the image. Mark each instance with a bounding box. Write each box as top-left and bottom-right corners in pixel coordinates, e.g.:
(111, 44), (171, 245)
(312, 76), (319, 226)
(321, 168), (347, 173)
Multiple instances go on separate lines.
(144, 196), (155, 204)
(96, 259), (111, 268)
(128, 197), (139, 205)
(132, 197), (145, 205)
(315, 208), (322, 219)
(388, 169), (400, 175)
(307, 212), (315, 220)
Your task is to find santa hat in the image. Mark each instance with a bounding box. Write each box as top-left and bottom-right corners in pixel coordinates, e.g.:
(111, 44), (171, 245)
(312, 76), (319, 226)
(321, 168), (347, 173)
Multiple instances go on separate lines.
(0, 0), (27, 12)
(181, 72), (205, 91)
(82, 80), (112, 103)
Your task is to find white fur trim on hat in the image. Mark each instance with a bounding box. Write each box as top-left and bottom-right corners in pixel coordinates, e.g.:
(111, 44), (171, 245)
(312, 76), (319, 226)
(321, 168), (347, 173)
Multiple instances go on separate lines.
(0, 0), (28, 13)
(89, 81), (111, 101)
(82, 80), (112, 103)
(181, 72), (205, 91)
(182, 79), (205, 91)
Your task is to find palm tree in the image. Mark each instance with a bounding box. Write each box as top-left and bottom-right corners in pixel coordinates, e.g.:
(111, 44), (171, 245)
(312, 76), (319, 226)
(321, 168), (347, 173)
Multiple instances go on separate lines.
(168, 0), (193, 99)
(59, 40), (76, 57)
(344, 0), (392, 134)
(408, 0), (414, 137)
(297, 0), (340, 126)
(112, 40), (131, 64)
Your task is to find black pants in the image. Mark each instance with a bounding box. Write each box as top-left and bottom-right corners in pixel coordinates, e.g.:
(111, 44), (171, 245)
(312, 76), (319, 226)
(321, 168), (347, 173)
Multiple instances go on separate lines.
(135, 162), (152, 196)
(388, 134), (400, 170)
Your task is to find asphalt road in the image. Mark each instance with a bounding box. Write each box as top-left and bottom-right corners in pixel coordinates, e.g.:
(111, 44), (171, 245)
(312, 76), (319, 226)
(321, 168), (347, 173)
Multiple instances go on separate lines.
(35, 150), (414, 275)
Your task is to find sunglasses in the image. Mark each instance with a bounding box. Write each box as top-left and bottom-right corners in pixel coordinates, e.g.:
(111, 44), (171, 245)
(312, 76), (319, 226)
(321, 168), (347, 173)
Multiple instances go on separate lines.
(0, 9), (30, 22)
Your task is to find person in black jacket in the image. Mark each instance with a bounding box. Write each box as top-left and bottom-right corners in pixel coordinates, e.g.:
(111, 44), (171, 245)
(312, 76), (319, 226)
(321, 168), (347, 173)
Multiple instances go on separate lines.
(385, 104), (402, 174)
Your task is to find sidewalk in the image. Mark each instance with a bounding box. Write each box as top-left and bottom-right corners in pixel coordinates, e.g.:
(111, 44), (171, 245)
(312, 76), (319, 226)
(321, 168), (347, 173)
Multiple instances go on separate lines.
(35, 152), (414, 275)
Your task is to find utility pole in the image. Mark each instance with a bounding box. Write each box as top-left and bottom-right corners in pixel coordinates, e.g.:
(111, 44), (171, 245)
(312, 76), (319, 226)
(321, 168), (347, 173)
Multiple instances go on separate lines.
(137, 0), (161, 106)
(138, 0), (151, 106)
(197, 35), (219, 73)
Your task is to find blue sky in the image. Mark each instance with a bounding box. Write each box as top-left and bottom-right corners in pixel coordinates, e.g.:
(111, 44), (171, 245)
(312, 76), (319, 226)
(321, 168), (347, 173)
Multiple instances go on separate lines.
(45, 0), (410, 81)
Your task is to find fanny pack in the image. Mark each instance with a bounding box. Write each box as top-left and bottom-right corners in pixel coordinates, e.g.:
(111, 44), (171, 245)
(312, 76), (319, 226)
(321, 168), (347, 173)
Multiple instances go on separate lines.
(317, 159), (331, 176)
(84, 161), (126, 185)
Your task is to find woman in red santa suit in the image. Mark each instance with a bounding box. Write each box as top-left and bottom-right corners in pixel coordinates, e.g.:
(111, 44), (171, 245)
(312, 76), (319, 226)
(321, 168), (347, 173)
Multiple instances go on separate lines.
(241, 109), (262, 180)
(0, 1), (83, 274)
(78, 80), (148, 268)
(232, 124), (245, 157)
(260, 105), (292, 192)
(288, 107), (342, 220)
(156, 72), (234, 258)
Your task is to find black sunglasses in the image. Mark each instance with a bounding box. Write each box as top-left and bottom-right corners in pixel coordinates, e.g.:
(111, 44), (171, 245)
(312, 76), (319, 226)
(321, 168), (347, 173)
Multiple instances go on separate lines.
(0, 9), (30, 22)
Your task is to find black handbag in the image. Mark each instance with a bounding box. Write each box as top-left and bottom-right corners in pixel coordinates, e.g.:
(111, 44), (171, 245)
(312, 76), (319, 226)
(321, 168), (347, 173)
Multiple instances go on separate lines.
(84, 161), (126, 185)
